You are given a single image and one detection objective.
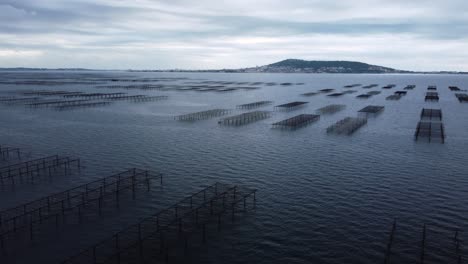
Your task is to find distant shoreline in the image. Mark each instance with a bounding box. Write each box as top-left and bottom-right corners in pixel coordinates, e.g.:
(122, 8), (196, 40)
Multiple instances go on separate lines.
(1, 68), (467, 75)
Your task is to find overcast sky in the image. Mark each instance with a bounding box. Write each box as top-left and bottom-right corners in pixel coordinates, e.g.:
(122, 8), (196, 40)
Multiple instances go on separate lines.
(1, 0), (468, 71)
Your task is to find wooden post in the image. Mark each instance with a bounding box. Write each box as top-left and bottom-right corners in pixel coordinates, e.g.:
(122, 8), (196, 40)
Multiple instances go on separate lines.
(132, 175), (136, 200)
(420, 224), (426, 264)
(231, 203), (235, 222)
(29, 221), (33, 241)
(184, 233), (188, 256)
(202, 223), (206, 244)
(384, 219), (396, 264)
(93, 246), (97, 264)
(115, 234), (120, 264)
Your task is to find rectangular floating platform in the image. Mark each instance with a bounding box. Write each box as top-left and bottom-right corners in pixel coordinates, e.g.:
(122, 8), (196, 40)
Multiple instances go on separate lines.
(175, 109), (231, 121)
(414, 121), (445, 143)
(236, 101), (273, 109)
(316, 104), (345, 114)
(219, 111), (271, 126)
(272, 114), (320, 129)
(420, 108), (442, 121)
(428, 85), (437, 90)
(301, 92), (319, 97)
(274, 101), (308, 110)
(394, 91), (407, 96)
(326, 117), (367, 135)
(358, 105), (385, 114)
(425, 92), (439, 101)
(449, 86), (461, 91)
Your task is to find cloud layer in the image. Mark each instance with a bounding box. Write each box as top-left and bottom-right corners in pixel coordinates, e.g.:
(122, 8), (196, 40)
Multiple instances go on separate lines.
(1, 0), (468, 70)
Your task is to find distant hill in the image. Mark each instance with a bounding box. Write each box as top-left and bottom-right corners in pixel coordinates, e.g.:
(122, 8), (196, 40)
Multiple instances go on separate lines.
(241, 59), (407, 73)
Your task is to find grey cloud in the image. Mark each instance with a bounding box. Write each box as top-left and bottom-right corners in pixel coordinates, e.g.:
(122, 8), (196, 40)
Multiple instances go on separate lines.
(0, 0), (468, 70)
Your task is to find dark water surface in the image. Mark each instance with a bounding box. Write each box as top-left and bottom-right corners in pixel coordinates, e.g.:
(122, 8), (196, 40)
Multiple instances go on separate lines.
(0, 71), (467, 263)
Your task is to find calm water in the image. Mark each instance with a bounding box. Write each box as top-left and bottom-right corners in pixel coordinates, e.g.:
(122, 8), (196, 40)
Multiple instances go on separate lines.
(0, 71), (468, 264)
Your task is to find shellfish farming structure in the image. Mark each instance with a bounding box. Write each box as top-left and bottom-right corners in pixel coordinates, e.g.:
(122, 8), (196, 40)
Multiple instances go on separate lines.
(357, 91), (381, 99)
(427, 85), (437, 90)
(0, 155), (80, 186)
(356, 94), (373, 99)
(63, 92), (127, 99)
(385, 90), (407, 100)
(326, 117), (367, 135)
(175, 109), (231, 121)
(404, 85), (416, 90)
(236, 101), (273, 110)
(316, 104), (345, 114)
(27, 99), (91, 108)
(342, 90), (357, 94)
(449, 86), (461, 91)
(414, 108), (445, 143)
(54, 101), (112, 111)
(358, 105), (385, 115)
(61, 183), (257, 264)
(0, 97), (40, 105)
(319, 88), (334, 93)
(219, 111), (271, 126)
(0, 169), (162, 253)
(274, 101), (308, 111)
(362, 84), (379, 89)
(414, 122), (445, 143)
(425, 92), (439, 102)
(382, 84), (396, 89)
(383, 220), (462, 264)
(301, 92), (318, 97)
(420, 108), (442, 121)
(344, 84), (361, 88)
(107, 95), (168, 102)
(386, 95), (402, 100)
(455, 93), (468, 102)
(0, 146), (21, 161)
(272, 114), (320, 129)
(327, 93), (344, 97)
(21, 90), (83, 97)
